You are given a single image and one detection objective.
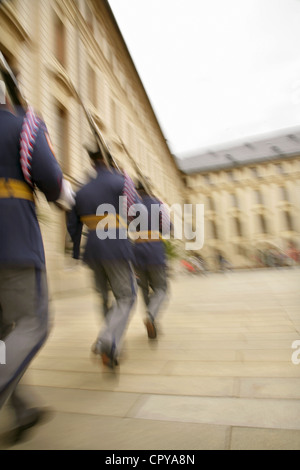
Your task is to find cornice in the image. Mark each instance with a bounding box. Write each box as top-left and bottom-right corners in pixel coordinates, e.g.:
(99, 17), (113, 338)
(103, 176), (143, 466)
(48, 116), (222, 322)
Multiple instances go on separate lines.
(46, 57), (78, 99)
(251, 204), (270, 215)
(276, 201), (294, 211)
(252, 234), (276, 244)
(279, 229), (298, 237)
(206, 210), (217, 220)
(206, 239), (222, 248)
(231, 236), (247, 244)
(227, 207), (242, 218)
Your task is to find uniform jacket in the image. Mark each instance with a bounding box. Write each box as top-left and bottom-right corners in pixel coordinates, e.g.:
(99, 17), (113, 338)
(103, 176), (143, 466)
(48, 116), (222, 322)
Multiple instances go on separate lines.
(67, 164), (142, 267)
(0, 107), (63, 269)
(133, 192), (171, 268)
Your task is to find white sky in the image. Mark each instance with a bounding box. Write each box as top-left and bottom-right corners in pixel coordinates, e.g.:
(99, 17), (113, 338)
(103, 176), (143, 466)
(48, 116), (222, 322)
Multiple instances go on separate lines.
(108, 0), (300, 156)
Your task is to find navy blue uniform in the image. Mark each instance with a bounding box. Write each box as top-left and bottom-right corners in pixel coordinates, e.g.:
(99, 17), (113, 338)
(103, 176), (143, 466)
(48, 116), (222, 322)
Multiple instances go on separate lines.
(67, 165), (135, 266)
(133, 192), (171, 339)
(133, 194), (169, 268)
(0, 107), (62, 268)
(67, 162), (142, 366)
(0, 105), (63, 428)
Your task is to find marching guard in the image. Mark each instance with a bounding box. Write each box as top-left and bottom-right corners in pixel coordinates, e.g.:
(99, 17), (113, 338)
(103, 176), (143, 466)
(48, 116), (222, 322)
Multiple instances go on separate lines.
(0, 66), (74, 443)
(67, 143), (144, 369)
(133, 180), (171, 339)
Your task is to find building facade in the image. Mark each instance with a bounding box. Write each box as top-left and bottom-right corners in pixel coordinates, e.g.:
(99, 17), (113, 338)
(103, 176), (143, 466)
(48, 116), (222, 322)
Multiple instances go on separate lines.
(177, 130), (300, 270)
(0, 0), (184, 277)
(1, 0), (299, 277)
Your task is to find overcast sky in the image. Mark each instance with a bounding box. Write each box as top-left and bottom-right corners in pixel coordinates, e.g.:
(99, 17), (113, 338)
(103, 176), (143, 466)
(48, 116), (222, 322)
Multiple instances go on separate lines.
(108, 0), (300, 157)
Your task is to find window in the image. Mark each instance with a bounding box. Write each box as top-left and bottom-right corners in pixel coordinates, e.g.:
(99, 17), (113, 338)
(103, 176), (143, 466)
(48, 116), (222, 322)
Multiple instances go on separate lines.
(126, 121), (132, 149)
(88, 65), (97, 107)
(104, 38), (112, 64)
(56, 105), (69, 173)
(110, 98), (117, 132)
(251, 167), (258, 178)
(207, 196), (215, 211)
(257, 214), (268, 234)
(209, 220), (218, 239)
(85, 3), (93, 33)
(253, 189), (263, 204)
(230, 193), (238, 207)
(279, 186), (289, 201)
(234, 217), (243, 237)
(275, 163), (284, 174)
(283, 211), (294, 231)
(54, 14), (65, 67)
(227, 170), (235, 181)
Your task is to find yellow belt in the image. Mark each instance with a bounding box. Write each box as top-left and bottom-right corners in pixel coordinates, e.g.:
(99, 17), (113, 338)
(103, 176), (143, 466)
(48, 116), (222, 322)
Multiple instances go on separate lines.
(133, 230), (162, 243)
(80, 216), (162, 242)
(81, 213), (127, 230)
(0, 178), (34, 202)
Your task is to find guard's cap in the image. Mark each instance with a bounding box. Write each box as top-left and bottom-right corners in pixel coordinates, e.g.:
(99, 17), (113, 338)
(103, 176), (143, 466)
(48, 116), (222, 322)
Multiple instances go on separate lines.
(136, 176), (151, 192)
(83, 140), (102, 161)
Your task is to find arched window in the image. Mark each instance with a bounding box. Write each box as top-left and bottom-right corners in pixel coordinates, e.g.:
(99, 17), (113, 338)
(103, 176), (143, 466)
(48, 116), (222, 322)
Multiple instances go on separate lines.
(283, 211), (294, 231)
(279, 186), (289, 201)
(253, 189), (263, 204)
(207, 196), (215, 211)
(257, 214), (268, 233)
(234, 217), (243, 237)
(209, 220), (218, 239)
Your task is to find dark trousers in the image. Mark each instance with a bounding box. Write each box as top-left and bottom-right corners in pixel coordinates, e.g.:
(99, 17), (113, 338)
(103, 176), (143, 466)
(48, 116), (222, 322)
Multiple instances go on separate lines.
(135, 265), (168, 320)
(93, 260), (137, 356)
(0, 267), (49, 413)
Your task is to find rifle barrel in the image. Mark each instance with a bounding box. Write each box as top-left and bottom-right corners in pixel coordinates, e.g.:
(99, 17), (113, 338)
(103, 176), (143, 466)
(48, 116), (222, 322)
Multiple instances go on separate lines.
(119, 138), (153, 196)
(0, 51), (27, 109)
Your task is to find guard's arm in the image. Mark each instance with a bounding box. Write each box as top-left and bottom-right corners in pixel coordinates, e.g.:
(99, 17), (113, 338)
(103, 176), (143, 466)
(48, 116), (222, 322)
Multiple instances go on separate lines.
(66, 203), (83, 260)
(159, 200), (172, 236)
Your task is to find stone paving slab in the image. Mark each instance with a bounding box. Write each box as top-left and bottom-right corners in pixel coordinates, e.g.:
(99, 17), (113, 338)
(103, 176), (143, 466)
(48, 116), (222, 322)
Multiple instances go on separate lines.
(238, 377), (300, 399)
(129, 395), (300, 430)
(3, 412), (229, 450)
(230, 427), (300, 450)
(0, 267), (299, 450)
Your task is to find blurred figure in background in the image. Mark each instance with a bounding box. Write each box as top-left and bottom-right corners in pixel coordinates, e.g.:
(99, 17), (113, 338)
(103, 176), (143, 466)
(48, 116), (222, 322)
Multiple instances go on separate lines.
(0, 79), (74, 444)
(133, 179), (171, 339)
(67, 144), (142, 369)
(181, 258), (196, 275)
(286, 242), (300, 267)
(217, 252), (233, 272)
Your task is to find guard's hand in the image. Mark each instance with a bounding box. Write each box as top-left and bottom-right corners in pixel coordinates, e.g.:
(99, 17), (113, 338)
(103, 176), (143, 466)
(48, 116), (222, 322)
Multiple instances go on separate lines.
(56, 179), (75, 211)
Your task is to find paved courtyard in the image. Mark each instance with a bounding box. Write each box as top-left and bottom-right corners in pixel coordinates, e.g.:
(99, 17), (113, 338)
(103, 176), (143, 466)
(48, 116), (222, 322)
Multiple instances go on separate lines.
(0, 267), (300, 450)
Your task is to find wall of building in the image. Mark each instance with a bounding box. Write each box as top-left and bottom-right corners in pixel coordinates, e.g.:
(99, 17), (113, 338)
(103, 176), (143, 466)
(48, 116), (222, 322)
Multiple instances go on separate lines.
(0, 0), (185, 278)
(2, 0), (299, 276)
(185, 157), (300, 270)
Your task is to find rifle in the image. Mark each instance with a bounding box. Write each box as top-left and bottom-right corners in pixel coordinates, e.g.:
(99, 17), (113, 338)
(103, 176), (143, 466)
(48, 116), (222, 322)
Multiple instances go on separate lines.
(60, 73), (120, 173)
(0, 48), (120, 173)
(118, 137), (153, 196)
(0, 51), (75, 211)
(0, 51), (27, 110)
